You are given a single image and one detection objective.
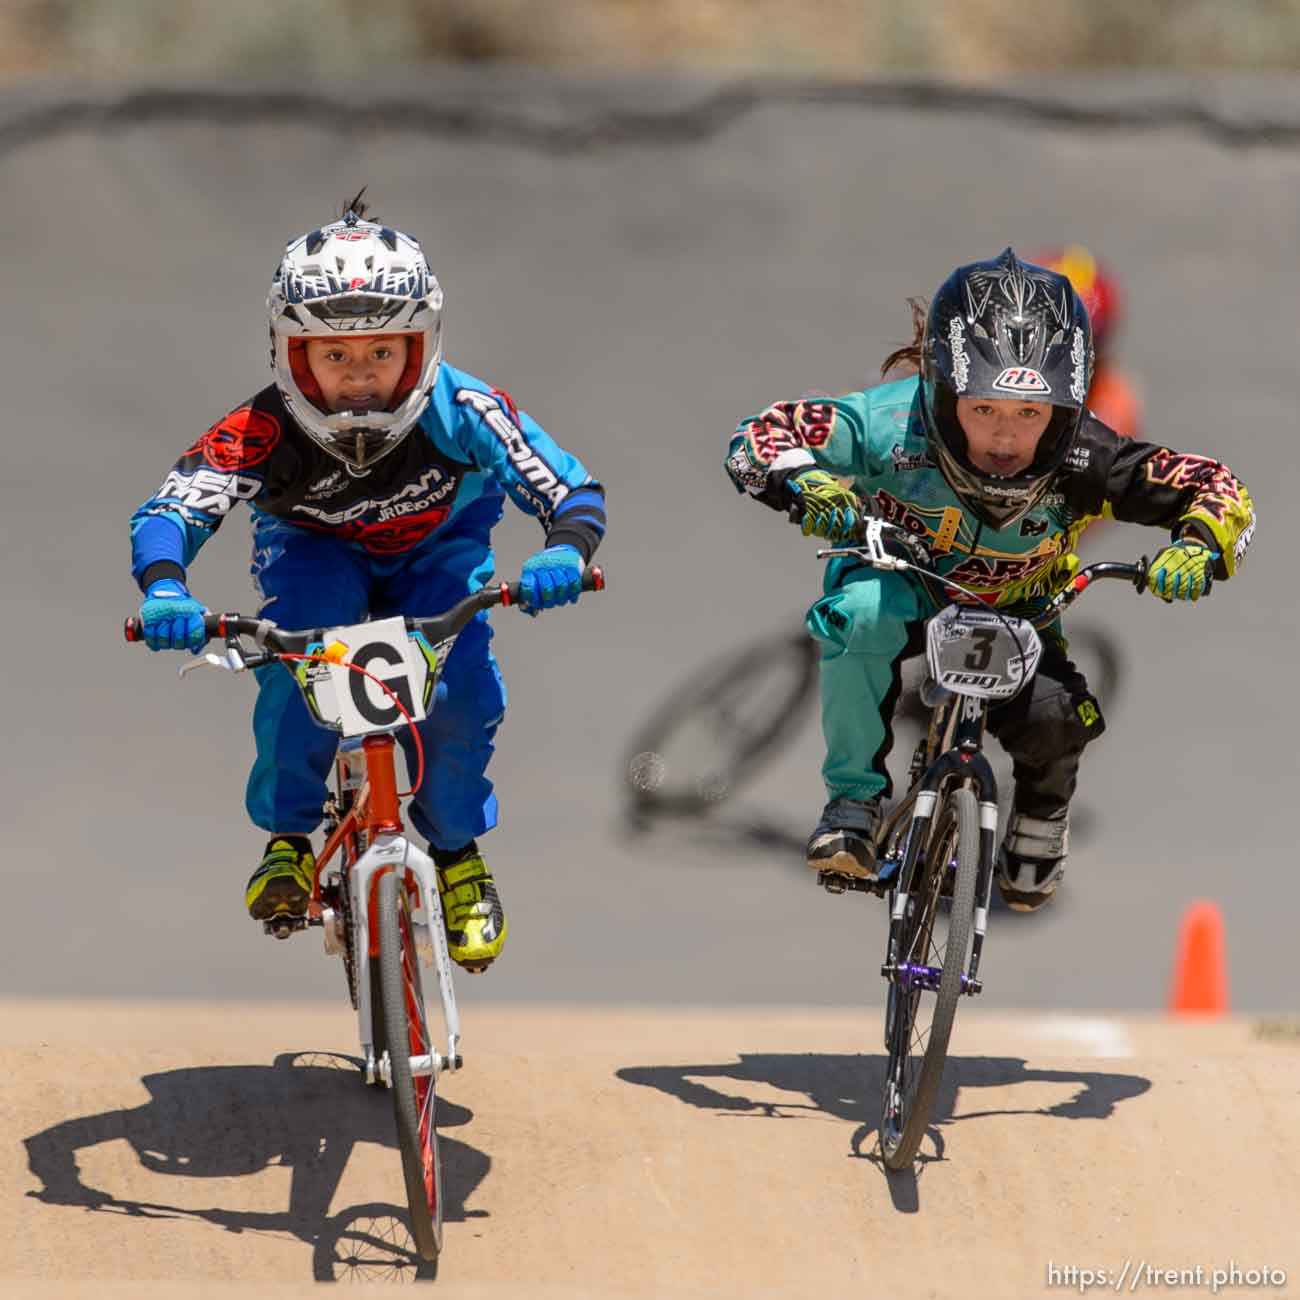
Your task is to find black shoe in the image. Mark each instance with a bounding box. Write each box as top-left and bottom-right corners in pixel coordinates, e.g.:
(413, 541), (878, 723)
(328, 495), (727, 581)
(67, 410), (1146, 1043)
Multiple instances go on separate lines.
(996, 809), (1068, 912)
(806, 797), (883, 881)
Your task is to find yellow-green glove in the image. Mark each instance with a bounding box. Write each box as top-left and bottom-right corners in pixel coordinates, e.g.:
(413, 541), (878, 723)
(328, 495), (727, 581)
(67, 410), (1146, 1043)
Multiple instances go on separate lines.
(1148, 540), (1218, 602)
(789, 469), (860, 542)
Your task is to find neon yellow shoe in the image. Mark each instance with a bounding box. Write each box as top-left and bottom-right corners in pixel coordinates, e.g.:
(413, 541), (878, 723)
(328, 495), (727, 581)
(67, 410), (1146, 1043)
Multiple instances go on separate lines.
(437, 849), (506, 973)
(246, 836), (315, 920)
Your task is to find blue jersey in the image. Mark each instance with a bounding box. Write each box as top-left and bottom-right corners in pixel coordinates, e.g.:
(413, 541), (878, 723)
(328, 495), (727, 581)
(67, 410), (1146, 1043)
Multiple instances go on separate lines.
(130, 362), (606, 590)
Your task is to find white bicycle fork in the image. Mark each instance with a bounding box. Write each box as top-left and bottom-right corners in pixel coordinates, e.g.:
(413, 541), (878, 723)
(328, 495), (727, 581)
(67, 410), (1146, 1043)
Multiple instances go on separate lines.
(346, 834), (462, 1087)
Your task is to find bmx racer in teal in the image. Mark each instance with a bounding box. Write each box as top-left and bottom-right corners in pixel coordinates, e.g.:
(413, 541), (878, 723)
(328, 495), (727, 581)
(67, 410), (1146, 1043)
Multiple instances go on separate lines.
(725, 248), (1254, 911)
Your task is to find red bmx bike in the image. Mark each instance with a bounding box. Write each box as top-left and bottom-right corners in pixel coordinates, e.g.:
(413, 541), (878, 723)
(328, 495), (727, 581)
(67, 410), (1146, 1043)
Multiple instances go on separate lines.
(126, 567), (604, 1260)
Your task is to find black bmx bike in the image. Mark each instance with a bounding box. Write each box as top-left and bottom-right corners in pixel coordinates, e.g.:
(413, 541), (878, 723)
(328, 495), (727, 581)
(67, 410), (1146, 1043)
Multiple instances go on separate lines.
(808, 520), (1147, 1168)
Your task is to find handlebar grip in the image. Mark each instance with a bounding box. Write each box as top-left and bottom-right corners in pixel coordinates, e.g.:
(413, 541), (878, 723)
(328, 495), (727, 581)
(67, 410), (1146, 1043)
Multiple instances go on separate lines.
(124, 613), (227, 645)
(499, 564), (606, 608)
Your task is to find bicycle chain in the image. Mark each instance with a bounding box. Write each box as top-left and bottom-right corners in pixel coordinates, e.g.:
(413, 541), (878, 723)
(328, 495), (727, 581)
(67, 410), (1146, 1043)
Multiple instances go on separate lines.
(323, 791), (361, 1012)
(337, 870), (359, 1011)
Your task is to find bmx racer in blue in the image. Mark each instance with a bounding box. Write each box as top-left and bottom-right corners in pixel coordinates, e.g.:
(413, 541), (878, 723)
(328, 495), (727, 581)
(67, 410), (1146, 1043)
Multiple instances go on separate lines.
(129, 193), (607, 971)
(725, 248), (1254, 911)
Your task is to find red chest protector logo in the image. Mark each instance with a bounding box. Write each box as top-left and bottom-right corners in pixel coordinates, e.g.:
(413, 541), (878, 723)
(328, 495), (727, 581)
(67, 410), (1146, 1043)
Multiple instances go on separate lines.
(189, 407), (282, 472)
(298, 506), (453, 555)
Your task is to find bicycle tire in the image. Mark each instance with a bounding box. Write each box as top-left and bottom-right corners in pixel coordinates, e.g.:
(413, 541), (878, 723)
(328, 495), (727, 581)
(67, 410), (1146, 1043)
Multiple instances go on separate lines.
(625, 628), (817, 817)
(880, 785), (979, 1169)
(377, 868), (442, 1261)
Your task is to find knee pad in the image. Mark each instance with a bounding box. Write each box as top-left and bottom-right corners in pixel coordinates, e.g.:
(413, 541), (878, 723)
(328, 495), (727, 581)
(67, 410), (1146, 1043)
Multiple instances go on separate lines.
(995, 680), (1106, 766)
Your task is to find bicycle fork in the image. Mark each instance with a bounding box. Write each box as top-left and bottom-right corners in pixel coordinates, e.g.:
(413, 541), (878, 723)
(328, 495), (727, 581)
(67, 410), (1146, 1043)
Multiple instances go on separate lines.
(351, 835), (463, 1087)
(881, 752), (998, 999)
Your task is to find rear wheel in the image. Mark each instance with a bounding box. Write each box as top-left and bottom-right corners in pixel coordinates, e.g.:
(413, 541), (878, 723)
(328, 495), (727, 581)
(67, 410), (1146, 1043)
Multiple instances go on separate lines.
(377, 869), (442, 1261)
(879, 785), (978, 1169)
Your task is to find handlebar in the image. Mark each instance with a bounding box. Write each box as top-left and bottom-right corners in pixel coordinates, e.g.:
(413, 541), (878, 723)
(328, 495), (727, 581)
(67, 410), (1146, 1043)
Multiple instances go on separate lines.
(125, 566), (606, 658)
(1030, 559), (1146, 628)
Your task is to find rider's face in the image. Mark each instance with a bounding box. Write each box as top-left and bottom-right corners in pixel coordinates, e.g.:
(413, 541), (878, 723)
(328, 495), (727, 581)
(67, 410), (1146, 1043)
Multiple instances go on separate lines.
(304, 334), (410, 413)
(956, 398), (1053, 476)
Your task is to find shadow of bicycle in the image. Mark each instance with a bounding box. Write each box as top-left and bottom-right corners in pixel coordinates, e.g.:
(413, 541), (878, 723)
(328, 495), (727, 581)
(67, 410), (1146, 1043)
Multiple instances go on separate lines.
(617, 1050), (1149, 1213)
(23, 1050), (489, 1282)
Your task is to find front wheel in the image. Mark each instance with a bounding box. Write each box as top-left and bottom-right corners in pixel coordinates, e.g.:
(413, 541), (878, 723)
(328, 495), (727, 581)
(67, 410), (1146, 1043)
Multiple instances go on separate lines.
(879, 785), (979, 1169)
(377, 869), (443, 1261)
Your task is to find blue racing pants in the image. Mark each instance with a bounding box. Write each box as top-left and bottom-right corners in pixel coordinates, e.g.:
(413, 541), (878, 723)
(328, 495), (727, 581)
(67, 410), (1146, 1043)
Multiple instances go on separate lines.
(245, 519), (506, 850)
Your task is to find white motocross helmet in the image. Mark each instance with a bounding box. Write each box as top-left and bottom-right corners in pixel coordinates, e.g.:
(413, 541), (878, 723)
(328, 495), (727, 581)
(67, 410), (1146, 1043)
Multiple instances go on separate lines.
(267, 203), (443, 472)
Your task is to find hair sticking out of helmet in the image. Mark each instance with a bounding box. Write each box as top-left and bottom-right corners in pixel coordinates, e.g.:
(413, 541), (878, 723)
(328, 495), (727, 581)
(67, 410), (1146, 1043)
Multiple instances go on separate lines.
(880, 297), (928, 379)
(917, 247), (1094, 530)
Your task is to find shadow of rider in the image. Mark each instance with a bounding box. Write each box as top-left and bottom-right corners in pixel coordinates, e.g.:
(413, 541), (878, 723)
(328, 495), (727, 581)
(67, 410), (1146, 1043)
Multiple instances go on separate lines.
(24, 1051), (488, 1248)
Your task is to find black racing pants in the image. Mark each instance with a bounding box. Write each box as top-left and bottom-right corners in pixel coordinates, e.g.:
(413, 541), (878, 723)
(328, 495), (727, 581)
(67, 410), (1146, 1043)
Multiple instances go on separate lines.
(887, 628), (1106, 817)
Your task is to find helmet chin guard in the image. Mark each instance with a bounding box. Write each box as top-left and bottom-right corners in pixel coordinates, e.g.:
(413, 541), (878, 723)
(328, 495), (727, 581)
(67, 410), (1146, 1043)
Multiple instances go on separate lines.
(919, 247), (1093, 529)
(268, 213), (443, 472)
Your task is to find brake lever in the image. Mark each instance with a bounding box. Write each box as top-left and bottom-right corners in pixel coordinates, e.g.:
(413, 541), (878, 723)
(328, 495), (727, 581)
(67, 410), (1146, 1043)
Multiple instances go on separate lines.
(816, 519), (912, 571)
(177, 644), (249, 678)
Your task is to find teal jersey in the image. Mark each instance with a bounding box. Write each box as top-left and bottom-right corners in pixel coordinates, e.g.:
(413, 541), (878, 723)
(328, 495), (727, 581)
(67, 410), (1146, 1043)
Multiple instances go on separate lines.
(725, 375), (1254, 604)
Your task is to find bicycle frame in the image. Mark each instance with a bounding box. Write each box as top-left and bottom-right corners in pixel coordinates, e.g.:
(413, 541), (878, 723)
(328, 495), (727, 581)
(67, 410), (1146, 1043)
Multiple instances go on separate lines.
(877, 693), (999, 997)
(311, 734), (461, 1086)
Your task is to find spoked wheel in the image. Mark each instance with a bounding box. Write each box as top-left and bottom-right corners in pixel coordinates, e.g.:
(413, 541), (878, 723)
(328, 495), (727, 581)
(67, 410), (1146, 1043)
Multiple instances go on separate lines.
(376, 869), (442, 1261)
(624, 628), (817, 818)
(879, 785), (979, 1169)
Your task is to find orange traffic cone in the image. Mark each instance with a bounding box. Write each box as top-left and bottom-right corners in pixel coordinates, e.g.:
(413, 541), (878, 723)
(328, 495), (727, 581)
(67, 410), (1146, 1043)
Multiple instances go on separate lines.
(1168, 900), (1229, 1016)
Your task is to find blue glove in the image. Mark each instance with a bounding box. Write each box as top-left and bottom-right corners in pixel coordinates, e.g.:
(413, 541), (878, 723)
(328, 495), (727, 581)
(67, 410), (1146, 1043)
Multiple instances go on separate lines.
(1147, 540), (1219, 603)
(139, 579), (208, 651)
(518, 545), (583, 617)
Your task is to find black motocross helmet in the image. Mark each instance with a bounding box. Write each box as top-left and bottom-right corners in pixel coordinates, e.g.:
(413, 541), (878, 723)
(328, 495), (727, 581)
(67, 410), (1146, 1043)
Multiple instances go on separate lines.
(918, 247), (1094, 529)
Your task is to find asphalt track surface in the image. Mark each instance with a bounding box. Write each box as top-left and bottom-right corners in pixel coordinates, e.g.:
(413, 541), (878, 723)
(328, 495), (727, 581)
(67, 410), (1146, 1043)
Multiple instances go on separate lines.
(2, 66), (1299, 1300)
(1, 69), (1297, 1014)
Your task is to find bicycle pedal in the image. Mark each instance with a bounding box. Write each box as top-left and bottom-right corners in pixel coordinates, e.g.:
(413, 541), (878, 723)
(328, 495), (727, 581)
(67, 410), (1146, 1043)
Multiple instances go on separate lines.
(817, 870), (882, 896)
(263, 915), (308, 940)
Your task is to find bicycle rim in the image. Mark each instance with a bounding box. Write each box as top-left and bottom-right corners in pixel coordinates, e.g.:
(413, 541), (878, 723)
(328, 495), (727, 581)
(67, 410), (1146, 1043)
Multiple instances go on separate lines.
(880, 785), (979, 1169)
(377, 869), (442, 1261)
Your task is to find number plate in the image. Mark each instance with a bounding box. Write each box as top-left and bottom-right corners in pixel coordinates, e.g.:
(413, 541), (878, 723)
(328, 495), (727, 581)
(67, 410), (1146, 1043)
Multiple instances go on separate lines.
(291, 618), (457, 737)
(925, 605), (1042, 701)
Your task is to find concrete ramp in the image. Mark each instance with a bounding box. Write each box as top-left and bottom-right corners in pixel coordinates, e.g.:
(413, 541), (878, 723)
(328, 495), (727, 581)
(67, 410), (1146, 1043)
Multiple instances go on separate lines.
(6, 1001), (1297, 1297)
